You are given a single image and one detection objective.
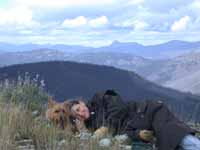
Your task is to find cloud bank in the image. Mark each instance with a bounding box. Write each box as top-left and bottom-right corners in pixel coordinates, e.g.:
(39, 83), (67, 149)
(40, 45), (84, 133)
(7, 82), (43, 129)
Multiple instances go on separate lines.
(0, 0), (200, 46)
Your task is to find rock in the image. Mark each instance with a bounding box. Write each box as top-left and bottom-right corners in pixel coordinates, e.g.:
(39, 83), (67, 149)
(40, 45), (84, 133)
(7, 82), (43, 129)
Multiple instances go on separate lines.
(114, 134), (129, 143)
(119, 145), (132, 150)
(16, 139), (33, 145)
(58, 139), (67, 147)
(32, 110), (39, 117)
(75, 131), (92, 140)
(17, 145), (35, 150)
(16, 139), (35, 150)
(79, 132), (92, 140)
(99, 138), (112, 147)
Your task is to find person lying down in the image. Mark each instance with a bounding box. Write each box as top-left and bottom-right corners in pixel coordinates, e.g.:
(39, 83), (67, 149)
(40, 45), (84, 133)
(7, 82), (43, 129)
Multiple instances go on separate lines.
(69, 90), (200, 150)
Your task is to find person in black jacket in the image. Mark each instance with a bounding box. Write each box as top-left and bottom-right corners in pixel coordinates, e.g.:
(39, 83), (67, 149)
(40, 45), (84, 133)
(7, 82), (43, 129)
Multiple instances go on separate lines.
(69, 90), (200, 150)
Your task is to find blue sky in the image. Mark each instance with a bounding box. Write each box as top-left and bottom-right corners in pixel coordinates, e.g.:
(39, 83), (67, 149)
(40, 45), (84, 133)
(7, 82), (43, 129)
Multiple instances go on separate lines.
(0, 0), (200, 46)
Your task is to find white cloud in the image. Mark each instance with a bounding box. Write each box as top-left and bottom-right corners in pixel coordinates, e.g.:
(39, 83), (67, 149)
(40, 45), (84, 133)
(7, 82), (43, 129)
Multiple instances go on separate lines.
(190, 0), (200, 10)
(171, 16), (191, 32)
(16, 0), (115, 8)
(189, 0), (200, 17)
(62, 16), (109, 28)
(0, 0), (200, 46)
(116, 19), (148, 31)
(133, 20), (149, 30)
(89, 16), (109, 28)
(116, 20), (132, 27)
(62, 16), (87, 28)
(0, 6), (39, 28)
(127, 0), (144, 5)
(19, 30), (33, 35)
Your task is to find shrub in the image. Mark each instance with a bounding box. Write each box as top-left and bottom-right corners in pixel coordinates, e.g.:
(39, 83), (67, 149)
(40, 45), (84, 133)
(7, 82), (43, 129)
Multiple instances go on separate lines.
(0, 75), (48, 112)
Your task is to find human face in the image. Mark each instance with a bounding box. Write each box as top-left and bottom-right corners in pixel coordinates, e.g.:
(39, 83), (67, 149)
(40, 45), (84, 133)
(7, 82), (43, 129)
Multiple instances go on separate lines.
(71, 101), (90, 120)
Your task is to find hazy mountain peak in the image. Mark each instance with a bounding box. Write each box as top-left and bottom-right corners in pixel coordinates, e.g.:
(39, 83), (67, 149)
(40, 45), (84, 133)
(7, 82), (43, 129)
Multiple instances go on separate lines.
(110, 40), (143, 47)
(110, 40), (121, 45)
(1, 40), (200, 59)
(162, 40), (200, 48)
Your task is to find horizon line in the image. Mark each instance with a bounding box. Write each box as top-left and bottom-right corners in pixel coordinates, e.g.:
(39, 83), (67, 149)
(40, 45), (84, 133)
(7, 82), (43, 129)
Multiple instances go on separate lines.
(0, 39), (200, 49)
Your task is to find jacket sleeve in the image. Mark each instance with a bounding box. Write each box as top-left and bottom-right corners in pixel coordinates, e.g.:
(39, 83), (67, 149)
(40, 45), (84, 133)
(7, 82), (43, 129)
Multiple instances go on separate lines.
(102, 90), (130, 134)
(122, 101), (150, 141)
(88, 90), (127, 133)
(88, 90), (149, 142)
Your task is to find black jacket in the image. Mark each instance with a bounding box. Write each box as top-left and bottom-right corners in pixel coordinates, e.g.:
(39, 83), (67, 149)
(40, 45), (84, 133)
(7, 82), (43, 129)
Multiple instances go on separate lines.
(85, 90), (195, 150)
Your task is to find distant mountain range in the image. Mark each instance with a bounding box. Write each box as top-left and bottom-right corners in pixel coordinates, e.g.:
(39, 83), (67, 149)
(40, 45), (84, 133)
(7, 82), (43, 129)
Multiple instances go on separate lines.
(1, 40), (200, 59)
(64, 51), (200, 96)
(0, 61), (200, 122)
(0, 42), (90, 53)
(156, 52), (200, 94)
(97, 40), (200, 59)
(1, 47), (200, 95)
(1, 40), (200, 95)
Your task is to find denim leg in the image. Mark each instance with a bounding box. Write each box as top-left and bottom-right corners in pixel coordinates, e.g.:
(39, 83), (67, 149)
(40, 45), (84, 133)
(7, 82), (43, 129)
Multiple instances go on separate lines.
(180, 134), (200, 150)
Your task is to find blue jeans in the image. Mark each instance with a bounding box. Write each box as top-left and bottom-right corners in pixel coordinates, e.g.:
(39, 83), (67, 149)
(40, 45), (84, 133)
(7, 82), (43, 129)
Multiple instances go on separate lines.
(180, 134), (200, 150)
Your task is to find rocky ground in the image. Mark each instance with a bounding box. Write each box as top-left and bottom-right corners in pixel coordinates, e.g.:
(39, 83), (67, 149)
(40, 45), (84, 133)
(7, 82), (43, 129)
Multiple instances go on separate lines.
(15, 122), (200, 150)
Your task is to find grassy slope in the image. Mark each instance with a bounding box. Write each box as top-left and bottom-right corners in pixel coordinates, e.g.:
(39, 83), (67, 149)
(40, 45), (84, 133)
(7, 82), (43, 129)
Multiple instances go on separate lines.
(0, 79), (125, 150)
(0, 78), (199, 150)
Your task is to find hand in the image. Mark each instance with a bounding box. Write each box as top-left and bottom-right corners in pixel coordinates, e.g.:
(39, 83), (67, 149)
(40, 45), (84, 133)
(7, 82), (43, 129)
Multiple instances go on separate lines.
(73, 118), (86, 133)
(139, 130), (154, 142)
(92, 126), (109, 139)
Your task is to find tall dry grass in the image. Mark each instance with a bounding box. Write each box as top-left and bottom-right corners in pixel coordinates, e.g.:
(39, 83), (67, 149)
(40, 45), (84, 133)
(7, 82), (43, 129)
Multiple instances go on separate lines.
(0, 77), (106, 150)
(0, 102), (113, 150)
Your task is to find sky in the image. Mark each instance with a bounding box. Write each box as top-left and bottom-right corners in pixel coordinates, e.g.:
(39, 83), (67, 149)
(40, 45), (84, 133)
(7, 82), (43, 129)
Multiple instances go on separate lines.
(0, 0), (200, 46)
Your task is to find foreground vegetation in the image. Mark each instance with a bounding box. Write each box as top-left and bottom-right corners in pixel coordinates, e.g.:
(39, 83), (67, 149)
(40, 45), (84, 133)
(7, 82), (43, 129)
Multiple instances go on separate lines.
(0, 77), (199, 150)
(0, 102), (111, 150)
(0, 77), (127, 150)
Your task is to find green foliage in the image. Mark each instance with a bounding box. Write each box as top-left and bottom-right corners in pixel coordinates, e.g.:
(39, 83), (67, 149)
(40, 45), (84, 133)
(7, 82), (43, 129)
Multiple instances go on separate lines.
(0, 76), (48, 111)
